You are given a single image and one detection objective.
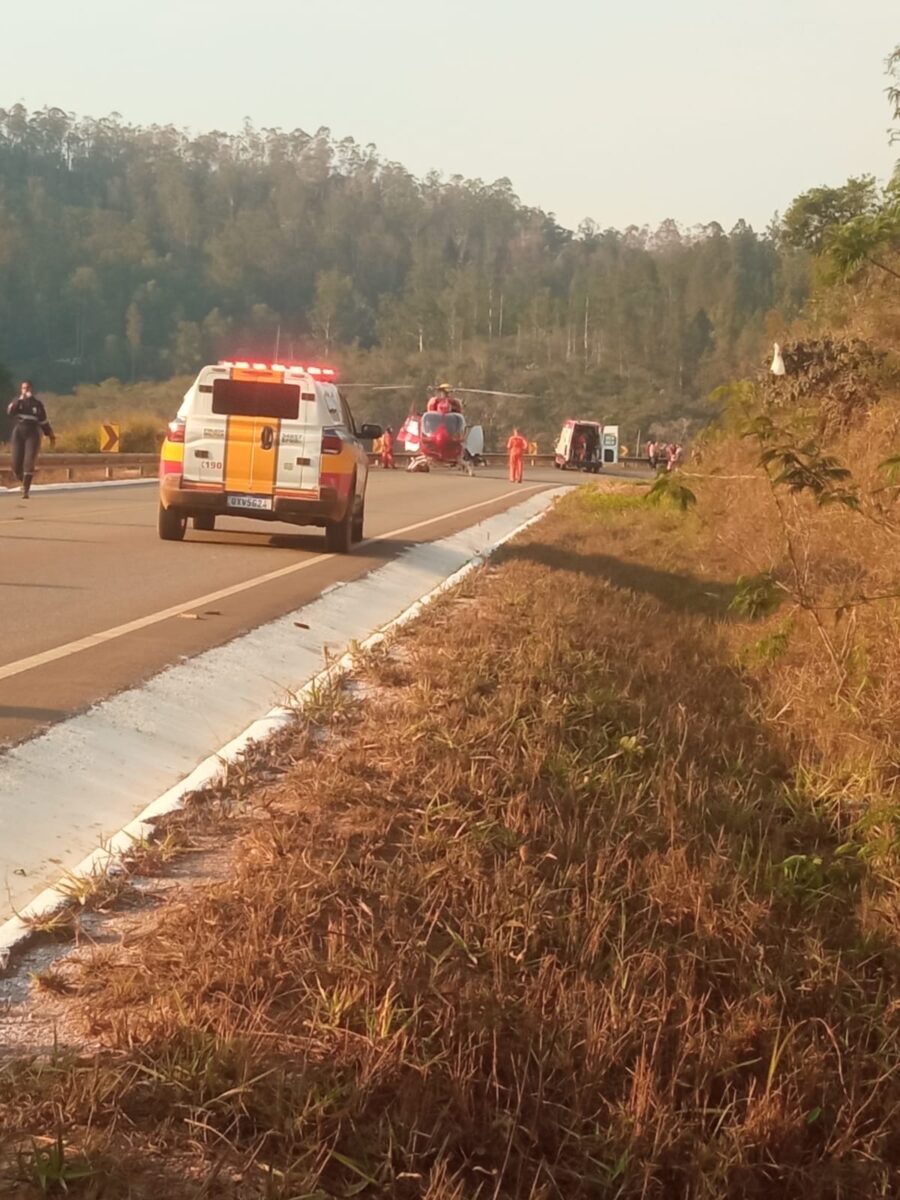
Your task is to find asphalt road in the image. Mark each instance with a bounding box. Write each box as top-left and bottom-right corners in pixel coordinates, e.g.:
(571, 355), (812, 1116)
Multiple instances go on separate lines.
(0, 465), (581, 748)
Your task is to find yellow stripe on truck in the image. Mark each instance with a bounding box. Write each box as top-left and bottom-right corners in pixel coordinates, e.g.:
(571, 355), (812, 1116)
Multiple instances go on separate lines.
(223, 369), (284, 496)
(224, 416), (278, 496)
(159, 438), (184, 480)
(320, 446), (355, 476)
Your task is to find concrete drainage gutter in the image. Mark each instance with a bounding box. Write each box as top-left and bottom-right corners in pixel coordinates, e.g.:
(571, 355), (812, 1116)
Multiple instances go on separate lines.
(0, 487), (567, 970)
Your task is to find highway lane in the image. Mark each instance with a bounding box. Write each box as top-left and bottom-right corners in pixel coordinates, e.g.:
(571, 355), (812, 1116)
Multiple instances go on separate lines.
(0, 465), (572, 747)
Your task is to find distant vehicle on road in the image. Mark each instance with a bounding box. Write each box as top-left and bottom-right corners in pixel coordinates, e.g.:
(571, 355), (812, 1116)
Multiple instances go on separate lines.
(554, 420), (620, 472)
(158, 361), (381, 552)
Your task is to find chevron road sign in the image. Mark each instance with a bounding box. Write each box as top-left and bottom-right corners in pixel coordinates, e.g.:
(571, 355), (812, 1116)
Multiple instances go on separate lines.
(99, 423), (121, 453)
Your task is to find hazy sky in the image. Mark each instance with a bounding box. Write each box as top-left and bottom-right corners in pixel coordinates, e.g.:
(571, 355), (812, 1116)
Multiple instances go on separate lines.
(2, 0), (896, 232)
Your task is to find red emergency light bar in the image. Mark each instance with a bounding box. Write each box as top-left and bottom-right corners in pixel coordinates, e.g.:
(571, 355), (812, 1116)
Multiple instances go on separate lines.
(219, 360), (337, 379)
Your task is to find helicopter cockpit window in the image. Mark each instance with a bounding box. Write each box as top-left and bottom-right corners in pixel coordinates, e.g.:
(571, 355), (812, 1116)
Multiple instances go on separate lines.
(422, 411), (464, 437)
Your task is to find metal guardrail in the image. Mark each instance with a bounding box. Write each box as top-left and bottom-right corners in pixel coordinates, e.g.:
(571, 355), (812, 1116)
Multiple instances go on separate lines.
(372, 452), (653, 470)
(0, 450), (655, 482)
(0, 451), (159, 482)
(39, 453), (157, 466)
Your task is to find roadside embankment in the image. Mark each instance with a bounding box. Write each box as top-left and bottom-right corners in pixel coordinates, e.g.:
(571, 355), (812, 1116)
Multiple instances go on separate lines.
(2, 480), (900, 1197)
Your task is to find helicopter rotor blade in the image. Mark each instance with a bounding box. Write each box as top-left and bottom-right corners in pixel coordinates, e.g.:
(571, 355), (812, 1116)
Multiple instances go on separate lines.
(453, 388), (539, 399)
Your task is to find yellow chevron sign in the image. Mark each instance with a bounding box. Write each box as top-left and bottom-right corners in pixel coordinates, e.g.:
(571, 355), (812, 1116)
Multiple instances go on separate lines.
(100, 423), (121, 453)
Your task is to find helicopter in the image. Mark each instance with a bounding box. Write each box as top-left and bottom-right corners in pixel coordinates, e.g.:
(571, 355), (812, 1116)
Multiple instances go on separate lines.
(339, 382), (537, 474)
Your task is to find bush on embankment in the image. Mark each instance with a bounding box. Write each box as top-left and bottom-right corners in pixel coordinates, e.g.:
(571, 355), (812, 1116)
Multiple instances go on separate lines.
(40, 377), (188, 451)
(51, 418), (165, 454)
(697, 335), (900, 762)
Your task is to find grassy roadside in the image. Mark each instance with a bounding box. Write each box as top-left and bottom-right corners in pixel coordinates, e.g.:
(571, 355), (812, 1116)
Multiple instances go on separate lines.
(2, 483), (900, 1198)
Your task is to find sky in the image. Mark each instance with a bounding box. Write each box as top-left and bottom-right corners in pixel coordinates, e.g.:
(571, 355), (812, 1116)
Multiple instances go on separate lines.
(1, 0), (896, 232)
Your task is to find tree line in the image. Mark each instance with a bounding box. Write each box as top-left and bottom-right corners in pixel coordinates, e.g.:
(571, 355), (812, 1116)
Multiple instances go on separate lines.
(0, 104), (812, 444)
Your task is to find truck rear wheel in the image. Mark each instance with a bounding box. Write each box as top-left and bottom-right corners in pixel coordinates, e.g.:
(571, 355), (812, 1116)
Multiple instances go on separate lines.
(193, 513), (215, 532)
(325, 491), (355, 554)
(351, 498), (365, 543)
(158, 503), (187, 542)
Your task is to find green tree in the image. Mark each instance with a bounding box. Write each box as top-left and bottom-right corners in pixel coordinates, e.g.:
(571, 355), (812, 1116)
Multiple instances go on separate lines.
(312, 270), (355, 354)
(125, 301), (143, 382)
(888, 44), (900, 145)
(780, 177), (880, 253)
(826, 202), (900, 282)
(172, 320), (202, 373)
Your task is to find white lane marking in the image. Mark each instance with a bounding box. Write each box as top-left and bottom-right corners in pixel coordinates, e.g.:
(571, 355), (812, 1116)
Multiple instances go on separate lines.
(0, 485), (546, 682)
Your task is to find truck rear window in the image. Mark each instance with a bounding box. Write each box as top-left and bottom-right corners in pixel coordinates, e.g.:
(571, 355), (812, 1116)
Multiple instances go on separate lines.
(212, 380), (300, 420)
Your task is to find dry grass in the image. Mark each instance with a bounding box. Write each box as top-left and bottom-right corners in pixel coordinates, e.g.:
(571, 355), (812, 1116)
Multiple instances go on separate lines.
(2, 481), (900, 1197)
(693, 388), (900, 765)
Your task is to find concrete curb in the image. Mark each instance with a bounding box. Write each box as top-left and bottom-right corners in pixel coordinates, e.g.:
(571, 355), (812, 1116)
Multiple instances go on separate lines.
(2, 479), (156, 498)
(0, 493), (559, 971)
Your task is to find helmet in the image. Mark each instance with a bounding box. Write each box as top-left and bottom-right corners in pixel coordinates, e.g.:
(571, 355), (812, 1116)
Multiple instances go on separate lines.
(438, 382), (452, 391)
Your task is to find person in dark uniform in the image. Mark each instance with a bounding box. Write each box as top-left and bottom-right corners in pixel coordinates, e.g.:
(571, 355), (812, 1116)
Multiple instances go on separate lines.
(7, 381), (55, 499)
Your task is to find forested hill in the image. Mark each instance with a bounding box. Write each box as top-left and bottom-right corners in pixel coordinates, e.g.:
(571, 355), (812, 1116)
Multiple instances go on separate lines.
(0, 105), (809, 442)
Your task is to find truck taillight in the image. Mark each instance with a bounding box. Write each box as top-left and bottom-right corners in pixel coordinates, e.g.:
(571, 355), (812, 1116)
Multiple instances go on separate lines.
(167, 420), (185, 443)
(321, 432), (342, 456)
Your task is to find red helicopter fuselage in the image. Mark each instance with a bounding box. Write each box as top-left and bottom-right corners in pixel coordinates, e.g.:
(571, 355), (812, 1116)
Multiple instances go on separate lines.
(421, 395), (465, 465)
(402, 394), (467, 467)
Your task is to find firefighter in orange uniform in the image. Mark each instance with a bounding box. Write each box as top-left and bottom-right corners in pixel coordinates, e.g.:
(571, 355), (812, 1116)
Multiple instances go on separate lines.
(507, 428), (528, 483)
(381, 426), (396, 469)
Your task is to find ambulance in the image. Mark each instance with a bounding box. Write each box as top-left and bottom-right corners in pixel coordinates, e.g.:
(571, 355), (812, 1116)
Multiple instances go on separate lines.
(554, 420), (619, 472)
(158, 361), (382, 552)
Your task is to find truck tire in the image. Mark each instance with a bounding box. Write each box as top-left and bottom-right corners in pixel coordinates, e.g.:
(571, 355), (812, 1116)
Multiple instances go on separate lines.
(325, 493), (354, 554)
(193, 513), (215, 532)
(158, 503), (187, 542)
(351, 498), (365, 543)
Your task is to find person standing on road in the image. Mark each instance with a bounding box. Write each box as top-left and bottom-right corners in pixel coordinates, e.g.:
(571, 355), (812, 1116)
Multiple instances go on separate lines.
(381, 426), (396, 470)
(507, 427), (528, 483)
(7, 381), (55, 499)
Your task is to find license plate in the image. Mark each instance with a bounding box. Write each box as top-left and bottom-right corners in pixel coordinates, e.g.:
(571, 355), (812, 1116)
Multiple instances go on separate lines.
(227, 494), (273, 511)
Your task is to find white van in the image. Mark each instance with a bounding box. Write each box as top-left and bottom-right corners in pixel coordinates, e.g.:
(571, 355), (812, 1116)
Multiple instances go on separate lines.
(158, 361), (381, 552)
(554, 420), (619, 471)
